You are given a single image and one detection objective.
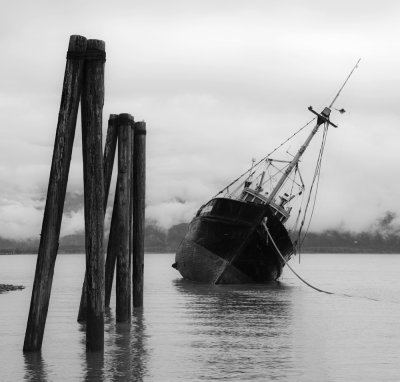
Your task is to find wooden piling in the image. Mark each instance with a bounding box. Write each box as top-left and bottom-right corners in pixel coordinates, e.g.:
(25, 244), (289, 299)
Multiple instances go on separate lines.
(23, 35), (87, 352)
(104, 192), (119, 308)
(104, 115), (132, 309)
(103, 115), (119, 207)
(129, 122), (134, 283)
(81, 39), (106, 351)
(132, 121), (146, 308)
(78, 114), (118, 321)
(116, 114), (133, 322)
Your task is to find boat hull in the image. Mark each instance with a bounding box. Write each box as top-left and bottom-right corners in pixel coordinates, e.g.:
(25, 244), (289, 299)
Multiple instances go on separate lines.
(174, 198), (294, 284)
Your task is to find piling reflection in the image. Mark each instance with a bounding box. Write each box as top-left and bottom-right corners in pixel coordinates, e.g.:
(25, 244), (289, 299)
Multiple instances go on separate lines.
(77, 318), (105, 381)
(128, 310), (148, 381)
(103, 309), (148, 381)
(84, 350), (104, 381)
(23, 351), (49, 381)
(77, 308), (148, 381)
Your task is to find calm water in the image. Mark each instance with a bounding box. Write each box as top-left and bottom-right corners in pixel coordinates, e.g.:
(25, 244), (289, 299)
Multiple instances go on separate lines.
(0, 253), (399, 381)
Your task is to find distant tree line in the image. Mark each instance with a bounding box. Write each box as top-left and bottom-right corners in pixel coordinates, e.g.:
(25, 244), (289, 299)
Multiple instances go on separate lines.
(0, 223), (399, 254)
(0, 223), (189, 254)
(301, 230), (400, 253)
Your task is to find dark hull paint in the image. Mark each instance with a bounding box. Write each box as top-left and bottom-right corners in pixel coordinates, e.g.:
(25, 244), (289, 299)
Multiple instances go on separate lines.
(174, 198), (294, 284)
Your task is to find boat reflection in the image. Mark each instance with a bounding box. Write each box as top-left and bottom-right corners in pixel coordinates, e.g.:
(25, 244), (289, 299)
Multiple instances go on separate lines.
(171, 279), (297, 380)
(173, 278), (294, 319)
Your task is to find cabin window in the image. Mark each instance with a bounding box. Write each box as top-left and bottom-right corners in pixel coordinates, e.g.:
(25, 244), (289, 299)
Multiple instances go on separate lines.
(201, 205), (213, 215)
(253, 197), (264, 205)
(245, 194), (254, 202)
(198, 200), (215, 216)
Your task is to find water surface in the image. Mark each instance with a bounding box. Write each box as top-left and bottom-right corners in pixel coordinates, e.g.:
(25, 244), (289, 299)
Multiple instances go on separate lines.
(0, 253), (399, 381)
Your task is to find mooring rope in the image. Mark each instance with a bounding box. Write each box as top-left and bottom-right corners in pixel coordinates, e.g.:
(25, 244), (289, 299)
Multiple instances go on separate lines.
(265, 226), (387, 303)
(263, 221), (333, 295)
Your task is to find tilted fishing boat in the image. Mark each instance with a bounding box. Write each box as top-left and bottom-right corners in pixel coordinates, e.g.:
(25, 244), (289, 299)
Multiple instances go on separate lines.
(173, 64), (359, 284)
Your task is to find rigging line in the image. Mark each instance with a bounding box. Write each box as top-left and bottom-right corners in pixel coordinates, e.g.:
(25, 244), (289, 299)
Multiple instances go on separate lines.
(216, 60), (360, 199)
(289, 165), (298, 195)
(296, 154), (320, 247)
(290, 189), (305, 238)
(296, 164), (305, 190)
(263, 222), (333, 295)
(290, 200), (304, 239)
(268, 159), (293, 164)
(228, 179), (247, 198)
(300, 125), (329, 248)
(296, 123), (328, 253)
(329, 58), (361, 109)
(266, 163), (303, 189)
(214, 117), (316, 197)
(298, 124), (328, 249)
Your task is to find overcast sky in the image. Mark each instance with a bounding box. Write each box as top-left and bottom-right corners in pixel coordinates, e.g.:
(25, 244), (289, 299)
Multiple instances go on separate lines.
(1, 0), (400, 239)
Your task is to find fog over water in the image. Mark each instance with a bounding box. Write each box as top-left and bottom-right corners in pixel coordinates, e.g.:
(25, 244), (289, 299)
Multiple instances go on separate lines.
(1, 1), (400, 239)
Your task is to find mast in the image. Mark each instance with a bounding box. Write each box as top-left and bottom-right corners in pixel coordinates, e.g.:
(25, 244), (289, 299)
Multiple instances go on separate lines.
(265, 59), (360, 205)
(265, 106), (336, 204)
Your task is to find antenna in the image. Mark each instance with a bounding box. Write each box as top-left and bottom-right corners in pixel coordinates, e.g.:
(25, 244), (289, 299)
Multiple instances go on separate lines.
(329, 58), (361, 109)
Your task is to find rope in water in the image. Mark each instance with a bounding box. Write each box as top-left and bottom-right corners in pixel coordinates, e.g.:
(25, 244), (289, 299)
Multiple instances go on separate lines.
(266, 226), (385, 303)
(263, 221), (333, 295)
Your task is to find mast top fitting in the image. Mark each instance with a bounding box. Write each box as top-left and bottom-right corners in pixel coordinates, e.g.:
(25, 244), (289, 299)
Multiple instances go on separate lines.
(308, 106), (338, 128)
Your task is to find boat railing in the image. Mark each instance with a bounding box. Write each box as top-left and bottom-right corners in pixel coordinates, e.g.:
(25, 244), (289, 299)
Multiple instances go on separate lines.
(240, 188), (290, 222)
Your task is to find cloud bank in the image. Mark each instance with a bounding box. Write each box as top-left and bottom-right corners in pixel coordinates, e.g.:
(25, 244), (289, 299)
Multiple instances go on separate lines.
(1, 0), (400, 239)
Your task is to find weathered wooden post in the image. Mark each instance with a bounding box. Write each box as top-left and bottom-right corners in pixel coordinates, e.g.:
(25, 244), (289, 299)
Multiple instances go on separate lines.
(104, 193), (119, 307)
(103, 115), (119, 204)
(132, 121), (146, 308)
(116, 114), (133, 321)
(129, 122), (134, 277)
(81, 39), (106, 351)
(104, 115), (132, 309)
(78, 114), (118, 322)
(104, 114), (118, 307)
(23, 35), (87, 352)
